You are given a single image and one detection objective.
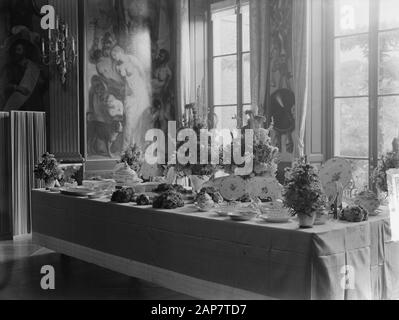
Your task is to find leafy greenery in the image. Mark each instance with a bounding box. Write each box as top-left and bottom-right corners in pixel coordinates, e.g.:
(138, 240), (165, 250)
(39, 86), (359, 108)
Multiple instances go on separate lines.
(153, 191), (185, 209)
(283, 158), (325, 217)
(34, 153), (63, 183)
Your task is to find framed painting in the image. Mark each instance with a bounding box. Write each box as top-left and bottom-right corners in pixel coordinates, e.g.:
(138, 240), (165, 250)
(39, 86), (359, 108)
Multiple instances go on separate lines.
(0, 0), (49, 112)
(80, 0), (177, 174)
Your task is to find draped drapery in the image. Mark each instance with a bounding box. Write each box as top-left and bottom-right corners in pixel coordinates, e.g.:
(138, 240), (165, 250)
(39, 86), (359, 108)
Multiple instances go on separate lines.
(0, 111), (46, 237)
(10, 112), (46, 236)
(250, 0), (271, 117)
(0, 112), (11, 240)
(175, 0), (191, 120)
(292, 0), (311, 158)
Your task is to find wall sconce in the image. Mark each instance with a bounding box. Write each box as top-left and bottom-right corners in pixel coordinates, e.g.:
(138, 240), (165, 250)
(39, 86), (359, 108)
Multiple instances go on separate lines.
(41, 16), (77, 84)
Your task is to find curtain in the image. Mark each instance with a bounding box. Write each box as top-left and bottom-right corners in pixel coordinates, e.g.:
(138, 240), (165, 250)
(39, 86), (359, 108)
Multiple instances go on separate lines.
(0, 112), (11, 240)
(10, 111), (46, 236)
(292, 0), (311, 158)
(175, 0), (191, 121)
(250, 0), (271, 116)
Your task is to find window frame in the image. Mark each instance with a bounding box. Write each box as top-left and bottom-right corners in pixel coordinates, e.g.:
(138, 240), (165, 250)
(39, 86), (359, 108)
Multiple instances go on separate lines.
(208, 0), (250, 130)
(325, 0), (399, 189)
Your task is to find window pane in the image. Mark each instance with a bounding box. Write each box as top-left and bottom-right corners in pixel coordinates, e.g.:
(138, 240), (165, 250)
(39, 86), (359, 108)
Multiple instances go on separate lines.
(214, 106), (237, 130)
(242, 105), (252, 127)
(379, 30), (399, 95)
(349, 159), (369, 191)
(213, 8), (237, 56)
(242, 4), (250, 52)
(378, 96), (399, 156)
(243, 53), (251, 104)
(213, 55), (237, 105)
(335, 98), (369, 158)
(379, 0), (399, 30)
(335, 35), (369, 96)
(334, 0), (369, 36)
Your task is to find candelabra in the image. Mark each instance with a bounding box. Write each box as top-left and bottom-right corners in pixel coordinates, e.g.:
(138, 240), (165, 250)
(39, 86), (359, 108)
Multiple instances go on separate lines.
(41, 16), (77, 84)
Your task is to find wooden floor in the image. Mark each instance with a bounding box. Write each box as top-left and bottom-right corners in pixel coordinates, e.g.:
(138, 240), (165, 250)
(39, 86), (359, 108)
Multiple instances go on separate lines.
(0, 235), (193, 300)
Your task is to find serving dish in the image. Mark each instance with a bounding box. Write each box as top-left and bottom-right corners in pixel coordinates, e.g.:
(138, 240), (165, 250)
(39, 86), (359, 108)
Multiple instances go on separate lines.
(228, 210), (256, 222)
(60, 187), (95, 197)
(259, 214), (291, 223)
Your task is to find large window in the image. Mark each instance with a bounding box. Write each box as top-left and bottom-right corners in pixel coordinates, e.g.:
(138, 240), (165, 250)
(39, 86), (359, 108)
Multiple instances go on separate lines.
(332, 0), (399, 190)
(210, 0), (250, 130)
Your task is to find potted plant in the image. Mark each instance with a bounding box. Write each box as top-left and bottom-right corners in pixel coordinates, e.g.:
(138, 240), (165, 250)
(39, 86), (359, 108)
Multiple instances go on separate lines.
(283, 158), (325, 228)
(34, 153), (64, 189)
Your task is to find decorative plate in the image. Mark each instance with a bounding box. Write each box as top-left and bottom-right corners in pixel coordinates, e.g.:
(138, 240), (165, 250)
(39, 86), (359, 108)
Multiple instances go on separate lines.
(323, 181), (344, 206)
(319, 158), (352, 190)
(247, 177), (283, 201)
(228, 212), (255, 222)
(214, 209), (231, 217)
(219, 176), (246, 201)
(259, 215), (291, 224)
(206, 177), (224, 190)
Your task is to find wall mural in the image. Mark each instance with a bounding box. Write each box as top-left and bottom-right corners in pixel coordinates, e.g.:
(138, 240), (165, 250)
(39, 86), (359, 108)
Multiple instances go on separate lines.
(0, 0), (49, 112)
(85, 0), (176, 160)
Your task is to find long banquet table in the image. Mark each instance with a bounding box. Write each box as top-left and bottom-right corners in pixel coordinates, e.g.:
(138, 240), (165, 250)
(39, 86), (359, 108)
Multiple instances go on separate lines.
(31, 189), (399, 300)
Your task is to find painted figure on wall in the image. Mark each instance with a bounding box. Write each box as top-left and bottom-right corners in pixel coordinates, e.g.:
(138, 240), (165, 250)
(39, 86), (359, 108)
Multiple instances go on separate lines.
(152, 46), (174, 134)
(86, 0), (176, 160)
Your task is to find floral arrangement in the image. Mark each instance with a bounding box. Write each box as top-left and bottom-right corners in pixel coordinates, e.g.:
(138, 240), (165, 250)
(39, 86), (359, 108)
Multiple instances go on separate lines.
(252, 127), (279, 175)
(372, 150), (399, 193)
(34, 153), (63, 184)
(59, 165), (81, 187)
(219, 125), (279, 177)
(168, 122), (219, 178)
(283, 158), (325, 217)
(171, 147), (219, 177)
(119, 144), (143, 172)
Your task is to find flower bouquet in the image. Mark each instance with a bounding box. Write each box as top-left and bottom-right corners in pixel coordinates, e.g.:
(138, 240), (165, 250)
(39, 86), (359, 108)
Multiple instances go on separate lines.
(252, 127), (279, 176)
(219, 124), (279, 178)
(34, 153), (64, 189)
(119, 144), (143, 172)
